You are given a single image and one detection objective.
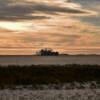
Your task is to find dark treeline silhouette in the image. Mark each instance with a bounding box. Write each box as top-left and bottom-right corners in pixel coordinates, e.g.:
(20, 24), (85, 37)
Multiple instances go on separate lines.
(35, 48), (100, 56)
(36, 48), (59, 56)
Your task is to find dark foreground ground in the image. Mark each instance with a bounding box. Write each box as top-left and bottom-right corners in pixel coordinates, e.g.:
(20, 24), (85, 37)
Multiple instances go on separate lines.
(0, 64), (100, 89)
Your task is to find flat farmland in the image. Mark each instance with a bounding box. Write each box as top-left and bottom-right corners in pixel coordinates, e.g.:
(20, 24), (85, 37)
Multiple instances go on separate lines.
(0, 55), (99, 65)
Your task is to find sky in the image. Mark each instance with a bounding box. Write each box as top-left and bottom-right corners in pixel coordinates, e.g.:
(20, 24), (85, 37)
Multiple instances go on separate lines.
(0, 0), (100, 55)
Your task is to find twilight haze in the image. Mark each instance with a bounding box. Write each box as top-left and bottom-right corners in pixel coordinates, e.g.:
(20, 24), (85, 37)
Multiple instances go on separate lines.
(0, 0), (100, 55)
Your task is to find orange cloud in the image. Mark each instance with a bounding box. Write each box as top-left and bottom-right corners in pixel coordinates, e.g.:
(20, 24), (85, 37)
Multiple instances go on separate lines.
(0, 0), (99, 54)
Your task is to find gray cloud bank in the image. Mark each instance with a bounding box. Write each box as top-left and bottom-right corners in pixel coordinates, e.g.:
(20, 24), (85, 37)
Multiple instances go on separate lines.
(0, 0), (91, 21)
(73, 0), (100, 26)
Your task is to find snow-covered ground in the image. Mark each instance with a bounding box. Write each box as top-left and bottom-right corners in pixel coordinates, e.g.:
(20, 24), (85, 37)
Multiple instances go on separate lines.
(0, 82), (100, 100)
(0, 89), (100, 100)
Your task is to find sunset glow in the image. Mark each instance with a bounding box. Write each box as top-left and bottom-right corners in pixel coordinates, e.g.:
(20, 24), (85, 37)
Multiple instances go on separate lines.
(0, 0), (100, 55)
(0, 22), (27, 31)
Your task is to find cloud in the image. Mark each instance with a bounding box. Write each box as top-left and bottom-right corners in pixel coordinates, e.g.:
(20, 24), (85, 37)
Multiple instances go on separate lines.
(0, 0), (99, 54)
(0, 0), (94, 21)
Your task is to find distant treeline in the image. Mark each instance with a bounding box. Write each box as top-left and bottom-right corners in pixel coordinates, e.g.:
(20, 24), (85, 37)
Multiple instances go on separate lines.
(36, 48), (59, 56)
(0, 64), (100, 87)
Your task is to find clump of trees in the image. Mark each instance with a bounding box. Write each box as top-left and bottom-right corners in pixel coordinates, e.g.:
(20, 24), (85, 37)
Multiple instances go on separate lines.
(37, 48), (59, 56)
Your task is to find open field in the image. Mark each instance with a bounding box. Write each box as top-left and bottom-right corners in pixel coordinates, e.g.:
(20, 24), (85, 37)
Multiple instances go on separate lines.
(0, 65), (100, 99)
(0, 55), (100, 65)
(0, 89), (100, 100)
(0, 64), (100, 88)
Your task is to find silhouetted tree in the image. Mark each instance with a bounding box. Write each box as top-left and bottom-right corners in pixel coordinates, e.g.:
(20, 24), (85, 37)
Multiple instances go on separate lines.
(38, 48), (59, 56)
